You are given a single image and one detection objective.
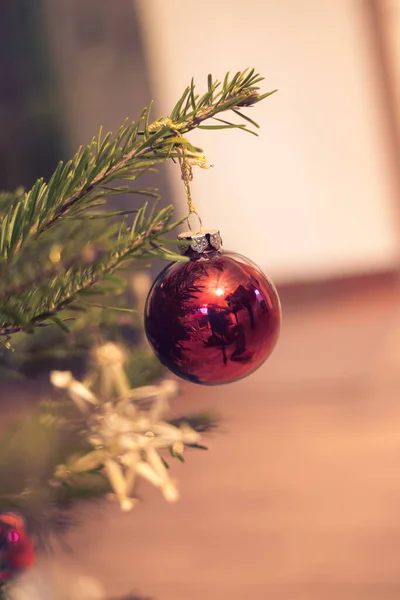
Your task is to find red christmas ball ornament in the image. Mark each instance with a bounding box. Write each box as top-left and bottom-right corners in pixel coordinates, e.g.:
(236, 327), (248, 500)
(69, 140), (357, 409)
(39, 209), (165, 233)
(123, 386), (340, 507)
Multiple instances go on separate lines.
(145, 230), (281, 385)
(0, 513), (35, 584)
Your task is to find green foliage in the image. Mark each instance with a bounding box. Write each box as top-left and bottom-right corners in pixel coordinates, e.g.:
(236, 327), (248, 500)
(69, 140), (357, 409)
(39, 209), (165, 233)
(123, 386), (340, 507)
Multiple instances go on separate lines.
(0, 406), (84, 541)
(169, 412), (220, 435)
(0, 276), (162, 380)
(0, 69), (275, 342)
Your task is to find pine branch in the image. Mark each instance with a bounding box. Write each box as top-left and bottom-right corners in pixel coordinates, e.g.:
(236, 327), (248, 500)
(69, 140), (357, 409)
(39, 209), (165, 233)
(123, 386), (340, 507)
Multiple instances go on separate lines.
(0, 206), (180, 337)
(0, 69), (276, 338)
(2, 69), (274, 258)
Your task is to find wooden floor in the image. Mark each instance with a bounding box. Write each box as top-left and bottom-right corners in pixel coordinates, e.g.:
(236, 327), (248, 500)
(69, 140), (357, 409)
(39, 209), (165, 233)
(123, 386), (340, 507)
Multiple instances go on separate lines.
(9, 282), (400, 599)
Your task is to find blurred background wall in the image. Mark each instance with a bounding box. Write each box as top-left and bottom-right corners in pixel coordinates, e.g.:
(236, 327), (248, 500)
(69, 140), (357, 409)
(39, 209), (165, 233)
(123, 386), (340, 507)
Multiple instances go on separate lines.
(0, 0), (65, 189)
(378, 0), (400, 119)
(41, 0), (151, 151)
(138, 0), (400, 284)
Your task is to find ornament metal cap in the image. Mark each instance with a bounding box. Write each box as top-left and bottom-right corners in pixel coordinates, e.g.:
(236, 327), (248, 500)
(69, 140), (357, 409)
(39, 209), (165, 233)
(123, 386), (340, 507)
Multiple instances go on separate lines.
(177, 230), (222, 256)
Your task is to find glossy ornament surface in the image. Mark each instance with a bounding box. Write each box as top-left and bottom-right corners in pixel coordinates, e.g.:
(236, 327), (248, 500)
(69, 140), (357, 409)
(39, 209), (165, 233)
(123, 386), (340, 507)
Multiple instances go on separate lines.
(145, 232), (281, 385)
(0, 513), (35, 583)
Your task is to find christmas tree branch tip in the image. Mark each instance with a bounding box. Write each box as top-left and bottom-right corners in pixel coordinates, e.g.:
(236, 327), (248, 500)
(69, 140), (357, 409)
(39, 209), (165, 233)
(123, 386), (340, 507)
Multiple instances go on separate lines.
(0, 69), (276, 339)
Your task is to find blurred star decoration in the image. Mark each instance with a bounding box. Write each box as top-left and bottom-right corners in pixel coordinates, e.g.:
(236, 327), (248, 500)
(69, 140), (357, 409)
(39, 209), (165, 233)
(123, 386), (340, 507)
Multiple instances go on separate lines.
(51, 342), (202, 512)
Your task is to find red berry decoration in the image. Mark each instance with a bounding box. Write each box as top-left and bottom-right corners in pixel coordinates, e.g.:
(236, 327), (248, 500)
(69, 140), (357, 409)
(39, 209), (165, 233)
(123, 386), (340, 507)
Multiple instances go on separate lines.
(145, 230), (281, 385)
(0, 513), (35, 584)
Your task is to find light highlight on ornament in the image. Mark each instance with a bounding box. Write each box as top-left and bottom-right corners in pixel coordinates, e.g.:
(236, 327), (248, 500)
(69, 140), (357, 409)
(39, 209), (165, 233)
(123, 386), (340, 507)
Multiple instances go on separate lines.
(7, 531), (20, 544)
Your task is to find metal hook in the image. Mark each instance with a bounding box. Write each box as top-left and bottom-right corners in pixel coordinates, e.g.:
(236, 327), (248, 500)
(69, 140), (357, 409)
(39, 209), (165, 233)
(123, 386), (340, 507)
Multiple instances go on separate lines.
(186, 211), (203, 234)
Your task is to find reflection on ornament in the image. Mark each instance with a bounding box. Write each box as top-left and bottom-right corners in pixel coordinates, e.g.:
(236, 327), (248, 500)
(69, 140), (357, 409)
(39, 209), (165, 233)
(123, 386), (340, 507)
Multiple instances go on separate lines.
(145, 231), (281, 385)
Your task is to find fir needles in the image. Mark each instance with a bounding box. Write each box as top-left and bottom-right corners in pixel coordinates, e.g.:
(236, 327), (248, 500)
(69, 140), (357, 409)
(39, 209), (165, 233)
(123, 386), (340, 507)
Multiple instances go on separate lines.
(0, 69), (276, 341)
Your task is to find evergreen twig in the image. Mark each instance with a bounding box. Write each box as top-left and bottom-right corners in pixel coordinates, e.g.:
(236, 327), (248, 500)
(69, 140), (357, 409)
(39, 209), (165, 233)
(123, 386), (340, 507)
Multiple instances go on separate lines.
(0, 69), (276, 338)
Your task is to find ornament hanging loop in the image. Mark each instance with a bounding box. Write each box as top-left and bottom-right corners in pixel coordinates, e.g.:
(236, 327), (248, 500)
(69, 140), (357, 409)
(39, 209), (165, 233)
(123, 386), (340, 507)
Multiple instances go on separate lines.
(186, 210), (203, 233)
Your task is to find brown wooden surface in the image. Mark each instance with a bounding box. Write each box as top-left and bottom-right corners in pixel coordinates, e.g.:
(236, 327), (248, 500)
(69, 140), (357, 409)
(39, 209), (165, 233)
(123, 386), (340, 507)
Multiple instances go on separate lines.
(9, 281), (400, 599)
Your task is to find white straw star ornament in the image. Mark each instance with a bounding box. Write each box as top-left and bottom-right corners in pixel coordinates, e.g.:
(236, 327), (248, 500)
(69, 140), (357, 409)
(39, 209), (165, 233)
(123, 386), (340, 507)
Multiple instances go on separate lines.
(49, 342), (201, 511)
